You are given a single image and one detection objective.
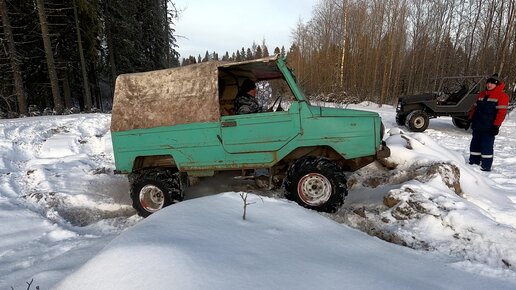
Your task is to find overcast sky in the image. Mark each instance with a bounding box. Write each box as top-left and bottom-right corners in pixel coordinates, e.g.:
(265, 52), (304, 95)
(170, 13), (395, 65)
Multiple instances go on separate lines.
(173, 0), (318, 60)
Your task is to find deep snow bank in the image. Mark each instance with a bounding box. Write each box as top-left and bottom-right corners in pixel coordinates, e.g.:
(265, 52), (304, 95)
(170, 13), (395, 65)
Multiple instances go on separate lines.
(55, 193), (516, 290)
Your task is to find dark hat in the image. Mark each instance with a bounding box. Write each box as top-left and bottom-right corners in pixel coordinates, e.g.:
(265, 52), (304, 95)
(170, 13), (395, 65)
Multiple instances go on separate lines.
(486, 74), (501, 85)
(241, 78), (256, 93)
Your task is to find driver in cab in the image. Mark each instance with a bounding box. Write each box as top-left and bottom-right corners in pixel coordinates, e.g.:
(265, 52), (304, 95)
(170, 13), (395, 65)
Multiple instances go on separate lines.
(234, 79), (262, 115)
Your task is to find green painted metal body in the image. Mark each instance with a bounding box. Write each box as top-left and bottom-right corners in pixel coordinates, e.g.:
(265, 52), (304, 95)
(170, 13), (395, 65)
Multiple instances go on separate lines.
(111, 57), (386, 175)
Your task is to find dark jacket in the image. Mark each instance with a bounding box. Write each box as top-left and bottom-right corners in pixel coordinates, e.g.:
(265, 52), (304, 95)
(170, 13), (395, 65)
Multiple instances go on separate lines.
(469, 82), (509, 132)
(234, 93), (261, 114)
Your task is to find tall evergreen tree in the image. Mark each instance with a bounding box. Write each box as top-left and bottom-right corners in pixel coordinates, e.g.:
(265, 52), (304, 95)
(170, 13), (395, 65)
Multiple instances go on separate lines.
(73, 0), (92, 111)
(0, 0), (27, 115)
(246, 48), (253, 60)
(202, 51), (210, 62)
(222, 51), (230, 61)
(36, 0), (63, 114)
(262, 43), (269, 57)
(255, 45), (263, 59)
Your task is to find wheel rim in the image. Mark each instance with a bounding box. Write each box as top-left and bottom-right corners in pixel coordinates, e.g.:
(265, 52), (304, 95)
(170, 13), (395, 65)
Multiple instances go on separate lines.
(413, 116), (426, 129)
(139, 184), (165, 213)
(297, 173), (332, 206)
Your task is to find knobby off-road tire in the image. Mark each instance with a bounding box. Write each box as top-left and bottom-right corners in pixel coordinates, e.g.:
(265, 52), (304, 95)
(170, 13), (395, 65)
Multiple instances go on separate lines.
(405, 110), (429, 132)
(284, 157), (347, 213)
(129, 168), (185, 217)
(452, 117), (469, 129)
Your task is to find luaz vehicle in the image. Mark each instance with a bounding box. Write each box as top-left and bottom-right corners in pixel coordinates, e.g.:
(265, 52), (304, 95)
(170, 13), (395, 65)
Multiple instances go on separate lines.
(111, 55), (390, 217)
(396, 76), (485, 132)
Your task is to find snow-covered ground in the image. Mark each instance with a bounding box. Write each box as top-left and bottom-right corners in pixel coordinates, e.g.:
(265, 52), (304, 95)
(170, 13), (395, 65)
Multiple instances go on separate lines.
(1, 104), (515, 289)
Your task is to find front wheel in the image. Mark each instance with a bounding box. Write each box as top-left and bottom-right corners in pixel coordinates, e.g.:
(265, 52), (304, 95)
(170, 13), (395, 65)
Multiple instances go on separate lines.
(129, 168), (185, 217)
(405, 110), (429, 132)
(284, 157), (347, 213)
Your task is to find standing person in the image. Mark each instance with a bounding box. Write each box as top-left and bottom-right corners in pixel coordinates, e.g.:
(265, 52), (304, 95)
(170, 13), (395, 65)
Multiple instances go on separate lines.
(466, 74), (509, 171)
(234, 78), (262, 115)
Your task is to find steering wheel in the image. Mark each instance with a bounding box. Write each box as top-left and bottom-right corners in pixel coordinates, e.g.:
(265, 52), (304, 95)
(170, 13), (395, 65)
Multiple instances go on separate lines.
(268, 95), (284, 112)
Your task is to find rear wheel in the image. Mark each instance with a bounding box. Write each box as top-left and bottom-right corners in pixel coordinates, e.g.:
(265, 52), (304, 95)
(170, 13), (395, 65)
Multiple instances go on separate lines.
(284, 157), (347, 213)
(452, 117), (468, 129)
(129, 168), (185, 217)
(405, 110), (429, 132)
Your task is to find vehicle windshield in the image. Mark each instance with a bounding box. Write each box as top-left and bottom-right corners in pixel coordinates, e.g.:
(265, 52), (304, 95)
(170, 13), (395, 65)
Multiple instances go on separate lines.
(437, 76), (483, 95)
(217, 57), (307, 112)
(256, 79), (296, 109)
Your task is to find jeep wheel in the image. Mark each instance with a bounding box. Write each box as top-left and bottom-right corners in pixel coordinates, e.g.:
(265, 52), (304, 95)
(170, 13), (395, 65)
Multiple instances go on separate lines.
(405, 110), (429, 132)
(395, 113), (406, 126)
(129, 169), (184, 217)
(452, 117), (468, 129)
(284, 157), (347, 213)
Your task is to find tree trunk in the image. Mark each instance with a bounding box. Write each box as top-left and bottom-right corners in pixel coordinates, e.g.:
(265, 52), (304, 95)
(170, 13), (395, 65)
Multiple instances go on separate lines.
(465, 0), (482, 74)
(496, 0), (515, 74)
(73, 0), (92, 111)
(163, 0), (170, 67)
(105, 0), (117, 92)
(0, 0), (27, 115)
(62, 69), (73, 109)
(339, 0), (348, 89)
(35, 0), (63, 114)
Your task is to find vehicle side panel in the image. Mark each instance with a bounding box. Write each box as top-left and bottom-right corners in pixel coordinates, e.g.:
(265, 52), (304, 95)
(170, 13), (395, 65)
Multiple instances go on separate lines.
(112, 102), (382, 173)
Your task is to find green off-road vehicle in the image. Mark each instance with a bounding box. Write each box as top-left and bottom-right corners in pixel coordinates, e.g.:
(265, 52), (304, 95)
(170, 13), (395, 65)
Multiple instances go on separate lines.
(111, 55), (389, 216)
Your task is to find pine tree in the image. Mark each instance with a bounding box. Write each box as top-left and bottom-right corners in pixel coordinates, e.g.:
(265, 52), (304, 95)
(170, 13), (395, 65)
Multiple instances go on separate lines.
(36, 0), (63, 114)
(202, 51), (209, 62)
(246, 48), (253, 60)
(255, 45), (263, 59)
(280, 46), (286, 58)
(0, 0), (27, 115)
(262, 43), (269, 57)
(222, 51), (230, 61)
(73, 0), (92, 111)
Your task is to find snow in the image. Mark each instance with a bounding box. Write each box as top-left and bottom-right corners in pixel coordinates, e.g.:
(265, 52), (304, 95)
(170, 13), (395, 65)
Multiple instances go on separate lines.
(1, 105), (515, 289)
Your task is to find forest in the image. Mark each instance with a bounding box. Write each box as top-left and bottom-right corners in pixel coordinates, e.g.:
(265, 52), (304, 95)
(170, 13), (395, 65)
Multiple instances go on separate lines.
(289, 0), (516, 104)
(1, 0), (515, 117)
(0, 0), (178, 116)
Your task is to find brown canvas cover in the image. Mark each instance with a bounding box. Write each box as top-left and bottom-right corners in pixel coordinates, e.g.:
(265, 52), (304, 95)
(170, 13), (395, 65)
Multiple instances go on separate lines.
(111, 61), (221, 132)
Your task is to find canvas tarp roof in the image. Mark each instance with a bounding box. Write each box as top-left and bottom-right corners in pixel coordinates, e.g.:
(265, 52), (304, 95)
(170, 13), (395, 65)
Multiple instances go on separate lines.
(111, 61), (221, 132)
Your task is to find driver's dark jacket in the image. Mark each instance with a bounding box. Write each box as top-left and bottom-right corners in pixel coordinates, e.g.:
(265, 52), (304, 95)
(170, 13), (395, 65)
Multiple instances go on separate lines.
(469, 82), (509, 132)
(234, 93), (262, 115)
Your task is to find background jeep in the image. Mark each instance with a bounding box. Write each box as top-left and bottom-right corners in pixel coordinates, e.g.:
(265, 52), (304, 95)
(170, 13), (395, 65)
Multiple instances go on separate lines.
(111, 55), (389, 216)
(396, 76), (485, 132)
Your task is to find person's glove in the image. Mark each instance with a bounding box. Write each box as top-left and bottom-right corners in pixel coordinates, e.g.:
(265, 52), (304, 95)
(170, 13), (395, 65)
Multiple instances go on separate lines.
(491, 125), (500, 136)
(465, 119), (471, 131)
